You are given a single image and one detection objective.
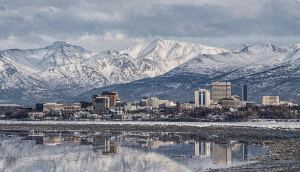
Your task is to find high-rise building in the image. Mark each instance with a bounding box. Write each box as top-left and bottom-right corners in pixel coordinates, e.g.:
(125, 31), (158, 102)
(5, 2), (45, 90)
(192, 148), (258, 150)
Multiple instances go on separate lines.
(95, 97), (110, 112)
(195, 89), (211, 107)
(212, 82), (231, 103)
(262, 96), (279, 106)
(231, 84), (247, 101)
(92, 94), (100, 107)
(102, 91), (118, 107)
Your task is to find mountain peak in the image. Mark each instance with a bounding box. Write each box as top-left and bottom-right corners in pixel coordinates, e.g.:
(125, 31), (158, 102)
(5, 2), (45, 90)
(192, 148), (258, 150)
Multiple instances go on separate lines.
(265, 43), (288, 53)
(46, 41), (88, 53)
(45, 41), (71, 51)
(152, 38), (188, 45)
(151, 38), (170, 46)
(153, 38), (164, 42)
(50, 41), (69, 47)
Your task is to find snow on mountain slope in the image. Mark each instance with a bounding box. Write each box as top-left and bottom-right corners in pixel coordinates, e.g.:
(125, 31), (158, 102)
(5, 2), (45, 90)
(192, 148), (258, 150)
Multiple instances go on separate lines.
(2, 39), (299, 105)
(73, 43), (300, 105)
(85, 50), (165, 81)
(0, 39), (229, 90)
(0, 41), (97, 92)
(37, 41), (97, 70)
(120, 39), (230, 72)
(0, 52), (44, 90)
(168, 44), (290, 77)
(0, 39), (230, 104)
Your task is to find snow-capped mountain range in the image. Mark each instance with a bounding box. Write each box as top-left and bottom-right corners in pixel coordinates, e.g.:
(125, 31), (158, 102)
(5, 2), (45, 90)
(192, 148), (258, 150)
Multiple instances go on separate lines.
(72, 42), (300, 105)
(0, 39), (299, 105)
(0, 39), (229, 105)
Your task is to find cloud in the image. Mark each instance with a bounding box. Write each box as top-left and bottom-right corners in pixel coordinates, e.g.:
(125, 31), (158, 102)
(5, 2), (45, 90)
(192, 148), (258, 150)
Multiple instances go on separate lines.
(0, 0), (300, 51)
(0, 31), (151, 53)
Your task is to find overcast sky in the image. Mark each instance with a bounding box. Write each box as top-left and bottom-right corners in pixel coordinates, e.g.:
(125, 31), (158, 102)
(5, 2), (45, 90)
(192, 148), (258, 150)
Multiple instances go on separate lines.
(1, 0), (300, 52)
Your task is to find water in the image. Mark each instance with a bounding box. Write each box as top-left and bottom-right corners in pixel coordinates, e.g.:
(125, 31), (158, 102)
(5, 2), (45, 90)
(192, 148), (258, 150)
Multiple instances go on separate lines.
(0, 130), (267, 172)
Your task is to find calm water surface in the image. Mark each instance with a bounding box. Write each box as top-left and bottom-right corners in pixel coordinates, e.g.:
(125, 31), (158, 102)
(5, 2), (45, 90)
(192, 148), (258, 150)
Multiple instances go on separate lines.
(0, 130), (267, 172)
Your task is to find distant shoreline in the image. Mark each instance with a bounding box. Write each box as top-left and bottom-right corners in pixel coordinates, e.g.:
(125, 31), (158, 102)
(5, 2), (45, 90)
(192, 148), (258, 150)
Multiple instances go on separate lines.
(1, 120), (300, 130)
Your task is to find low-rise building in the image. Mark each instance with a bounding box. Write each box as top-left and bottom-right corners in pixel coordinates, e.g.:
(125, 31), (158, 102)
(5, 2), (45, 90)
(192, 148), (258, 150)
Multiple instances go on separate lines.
(112, 111), (125, 120)
(221, 95), (240, 107)
(181, 102), (195, 109)
(262, 96), (279, 106)
(245, 102), (256, 107)
(140, 97), (160, 109)
(159, 100), (176, 109)
(124, 105), (137, 111)
(43, 103), (63, 113)
(64, 104), (81, 113)
(28, 112), (45, 118)
(278, 101), (298, 107)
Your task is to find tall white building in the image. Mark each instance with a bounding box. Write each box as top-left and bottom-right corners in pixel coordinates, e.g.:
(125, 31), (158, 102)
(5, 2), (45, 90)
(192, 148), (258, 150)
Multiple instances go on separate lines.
(195, 89), (210, 107)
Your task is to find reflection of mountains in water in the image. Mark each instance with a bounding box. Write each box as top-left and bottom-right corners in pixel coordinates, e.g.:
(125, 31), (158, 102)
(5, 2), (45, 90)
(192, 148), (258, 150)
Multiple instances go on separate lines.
(0, 130), (267, 171)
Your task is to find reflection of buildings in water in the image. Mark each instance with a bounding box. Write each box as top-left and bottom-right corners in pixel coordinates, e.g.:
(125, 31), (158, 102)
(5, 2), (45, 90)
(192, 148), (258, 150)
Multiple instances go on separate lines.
(242, 144), (248, 159)
(42, 136), (63, 146)
(200, 142), (211, 158)
(140, 139), (160, 149)
(138, 139), (174, 149)
(63, 136), (81, 144)
(213, 144), (231, 165)
(103, 141), (119, 155)
(195, 142), (211, 158)
(195, 142), (199, 156)
(92, 135), (119, 155)
(212, 143), (248, 165)
(232, 144), (240, 151)
(28, 130), (45, 137)
(81, 137), (94, 145)
(231, 143), (248, 160)
(158, 141), (174, 147)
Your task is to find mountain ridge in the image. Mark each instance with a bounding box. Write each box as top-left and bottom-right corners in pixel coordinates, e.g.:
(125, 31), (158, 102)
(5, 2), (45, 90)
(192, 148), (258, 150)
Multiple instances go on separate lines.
(0, 39), (231, 105)
(70, 43), (300, 105)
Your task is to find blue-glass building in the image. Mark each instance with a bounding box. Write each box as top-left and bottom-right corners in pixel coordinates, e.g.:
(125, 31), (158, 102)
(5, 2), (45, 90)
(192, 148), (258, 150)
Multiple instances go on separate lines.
(231, 84), (247, 101)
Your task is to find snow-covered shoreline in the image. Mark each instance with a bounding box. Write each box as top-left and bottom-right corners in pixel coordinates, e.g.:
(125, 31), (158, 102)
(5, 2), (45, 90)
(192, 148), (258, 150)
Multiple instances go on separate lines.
(1, 120), (300, 130)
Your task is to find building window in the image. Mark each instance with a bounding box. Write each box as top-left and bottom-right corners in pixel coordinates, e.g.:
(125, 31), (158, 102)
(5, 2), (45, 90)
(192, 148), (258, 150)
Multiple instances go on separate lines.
(199, 93), (202, 106)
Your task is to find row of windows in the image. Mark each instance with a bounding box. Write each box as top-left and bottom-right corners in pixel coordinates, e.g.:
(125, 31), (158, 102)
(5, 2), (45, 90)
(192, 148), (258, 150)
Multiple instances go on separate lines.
(198, 92), (206, 106)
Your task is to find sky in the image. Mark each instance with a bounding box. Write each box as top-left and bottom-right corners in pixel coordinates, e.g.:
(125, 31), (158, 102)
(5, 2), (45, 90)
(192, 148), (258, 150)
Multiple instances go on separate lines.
(1, 0), (300, 52)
